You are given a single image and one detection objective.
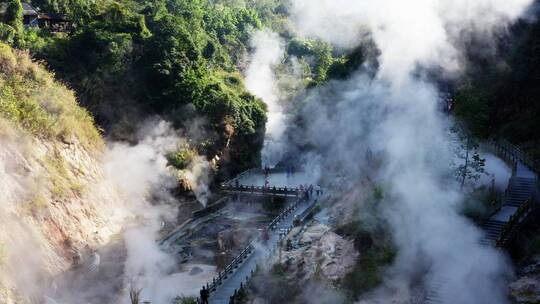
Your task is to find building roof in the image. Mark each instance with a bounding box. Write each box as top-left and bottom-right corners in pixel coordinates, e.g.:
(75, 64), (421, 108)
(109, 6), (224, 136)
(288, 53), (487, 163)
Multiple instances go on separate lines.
(38, 12), (69, 21)
(22, 3), (38, 16)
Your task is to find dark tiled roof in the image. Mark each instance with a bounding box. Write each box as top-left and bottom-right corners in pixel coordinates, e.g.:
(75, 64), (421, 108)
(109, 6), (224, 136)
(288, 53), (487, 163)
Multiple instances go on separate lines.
(22, 3), (38, 15)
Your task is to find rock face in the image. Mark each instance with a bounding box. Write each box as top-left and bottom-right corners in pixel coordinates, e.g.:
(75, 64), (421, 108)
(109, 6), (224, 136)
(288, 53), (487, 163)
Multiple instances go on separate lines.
(281, 223), (359, 285)
(509, 275), (540, 304)
(509, 262), (540, 304)
(218, 228), (256, 252)
(0, 45), (126, 303)
(0, 128), (127, 303)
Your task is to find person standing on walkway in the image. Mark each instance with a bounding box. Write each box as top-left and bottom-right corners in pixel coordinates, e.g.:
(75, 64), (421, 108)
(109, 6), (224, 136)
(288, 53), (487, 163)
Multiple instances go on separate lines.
(200, 286), (209, 304)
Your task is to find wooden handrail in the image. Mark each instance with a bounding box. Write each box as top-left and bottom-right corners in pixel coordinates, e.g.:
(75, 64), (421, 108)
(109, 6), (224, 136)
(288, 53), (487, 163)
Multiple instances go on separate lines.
(495, 197), (533, 247)
(203, 195), (306, 297)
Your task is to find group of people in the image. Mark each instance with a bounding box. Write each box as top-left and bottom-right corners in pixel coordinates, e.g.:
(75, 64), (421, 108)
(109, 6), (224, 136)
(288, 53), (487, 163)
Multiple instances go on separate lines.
(200, 283), (245, 304)
(200, 286), (209, 304)
(299, 184), (322, 199)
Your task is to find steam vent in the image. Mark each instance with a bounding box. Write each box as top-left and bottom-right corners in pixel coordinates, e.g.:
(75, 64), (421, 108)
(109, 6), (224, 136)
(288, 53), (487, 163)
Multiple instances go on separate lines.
(1, 1), (540, 303)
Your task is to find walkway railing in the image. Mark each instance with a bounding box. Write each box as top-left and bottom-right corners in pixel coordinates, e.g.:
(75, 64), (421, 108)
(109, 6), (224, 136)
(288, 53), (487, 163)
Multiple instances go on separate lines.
(487, 139), (540, 174)
(496, 197), (534, 247)
(220, 184), (299, 197)
(223, 168), (261, 186)
(200, 194), (307, 301)
(424, 141), (538, 303)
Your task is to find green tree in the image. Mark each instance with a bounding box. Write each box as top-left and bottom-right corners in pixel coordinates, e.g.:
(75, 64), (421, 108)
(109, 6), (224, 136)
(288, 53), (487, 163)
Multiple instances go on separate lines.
(1, 0), (23, 32)
(452, 125), (486, 190)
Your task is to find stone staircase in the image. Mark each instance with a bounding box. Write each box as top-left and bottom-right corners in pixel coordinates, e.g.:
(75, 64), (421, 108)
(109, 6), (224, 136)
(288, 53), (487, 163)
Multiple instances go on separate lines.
(506, 177), (537, 207)
(423, 140), (538, 304)
(424, 277), (450, 304)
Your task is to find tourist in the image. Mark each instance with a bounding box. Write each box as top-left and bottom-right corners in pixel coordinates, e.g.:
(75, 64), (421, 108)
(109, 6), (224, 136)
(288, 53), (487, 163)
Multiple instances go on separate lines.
(200, 286), (209, 304)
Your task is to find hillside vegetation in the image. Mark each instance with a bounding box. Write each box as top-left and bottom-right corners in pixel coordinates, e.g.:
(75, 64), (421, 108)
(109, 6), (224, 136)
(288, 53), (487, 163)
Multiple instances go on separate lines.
(1, 0), (378, 175)
(454, 13), (540, 160)
(0, 43), (125, 303)
(0, 42), (102, 150)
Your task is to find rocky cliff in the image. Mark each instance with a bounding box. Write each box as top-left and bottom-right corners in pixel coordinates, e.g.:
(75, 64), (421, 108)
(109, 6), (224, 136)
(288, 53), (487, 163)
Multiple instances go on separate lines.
(0, 43), (126, 303)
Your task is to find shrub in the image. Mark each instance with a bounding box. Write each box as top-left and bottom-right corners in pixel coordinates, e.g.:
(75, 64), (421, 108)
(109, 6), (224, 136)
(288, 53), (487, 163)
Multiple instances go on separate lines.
(0, 43), (103, 150)
(342, 243), (396, 299)
(167, 147), (197, 169)
(172, 296), (196, 304)
(0, 23), (16, 45)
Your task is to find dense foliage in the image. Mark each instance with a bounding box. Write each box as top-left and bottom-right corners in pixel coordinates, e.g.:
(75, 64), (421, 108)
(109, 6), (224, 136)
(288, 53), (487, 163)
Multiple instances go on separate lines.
(0, 42), (102, 150)
(0, 0), (290, 173)
(454, 14), (540, 160)
(0, 0), (371, 173)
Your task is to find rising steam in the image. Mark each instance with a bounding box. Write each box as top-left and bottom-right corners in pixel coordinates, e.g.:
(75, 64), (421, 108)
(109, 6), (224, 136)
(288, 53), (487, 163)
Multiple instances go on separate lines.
(245, 30), (287, 168)
(103, 119), (215, 303)
(278, 0), (533, 303)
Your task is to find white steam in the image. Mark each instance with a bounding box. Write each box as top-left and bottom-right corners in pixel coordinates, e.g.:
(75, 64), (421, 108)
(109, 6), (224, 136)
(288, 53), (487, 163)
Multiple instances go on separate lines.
(479, 152), (512, 190)
(104, 120), (215, 303)
(245, 30), (287, 167)
(291, 0), (531, 82)
(283, 0), (534, 303)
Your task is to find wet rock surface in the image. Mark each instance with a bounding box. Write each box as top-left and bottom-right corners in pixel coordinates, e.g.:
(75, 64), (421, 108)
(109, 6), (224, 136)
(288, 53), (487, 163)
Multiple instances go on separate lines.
(510, 275), (540, 304)
(280, 222), (359, 284)
(170, 198), (284, 270)
(510, 262), (540, 304)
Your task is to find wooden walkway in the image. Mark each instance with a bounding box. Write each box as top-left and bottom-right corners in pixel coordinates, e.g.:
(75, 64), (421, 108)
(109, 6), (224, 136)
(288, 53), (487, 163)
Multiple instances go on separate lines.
(220, 184), (299, 197)
(206, 197), (317, 304)
(189, 171), (319, 304)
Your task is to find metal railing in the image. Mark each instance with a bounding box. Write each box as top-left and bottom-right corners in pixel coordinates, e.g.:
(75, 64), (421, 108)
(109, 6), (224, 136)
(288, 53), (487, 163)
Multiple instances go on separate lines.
(486, 139), (540, 174)
(222, 168), (264, 186)
(221, 184), (300, 197)
(495, 197), (534, 247)
(199, 194), (308, 301)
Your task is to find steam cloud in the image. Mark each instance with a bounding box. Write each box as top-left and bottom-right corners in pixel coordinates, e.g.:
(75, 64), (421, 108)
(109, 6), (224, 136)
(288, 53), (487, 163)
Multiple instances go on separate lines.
(0, 119), (216, 304)
(245, 30), (287, 168)
(103, 120), (215, 303)
(276, 0), (534, 303)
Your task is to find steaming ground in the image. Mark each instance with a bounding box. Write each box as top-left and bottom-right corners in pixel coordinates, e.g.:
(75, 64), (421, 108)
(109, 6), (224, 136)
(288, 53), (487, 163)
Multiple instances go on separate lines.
(245, 30), (287, 168)
(246, 0), (537, 303)
(40, 119), (217, 304)
(5, 1), (532, 303)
